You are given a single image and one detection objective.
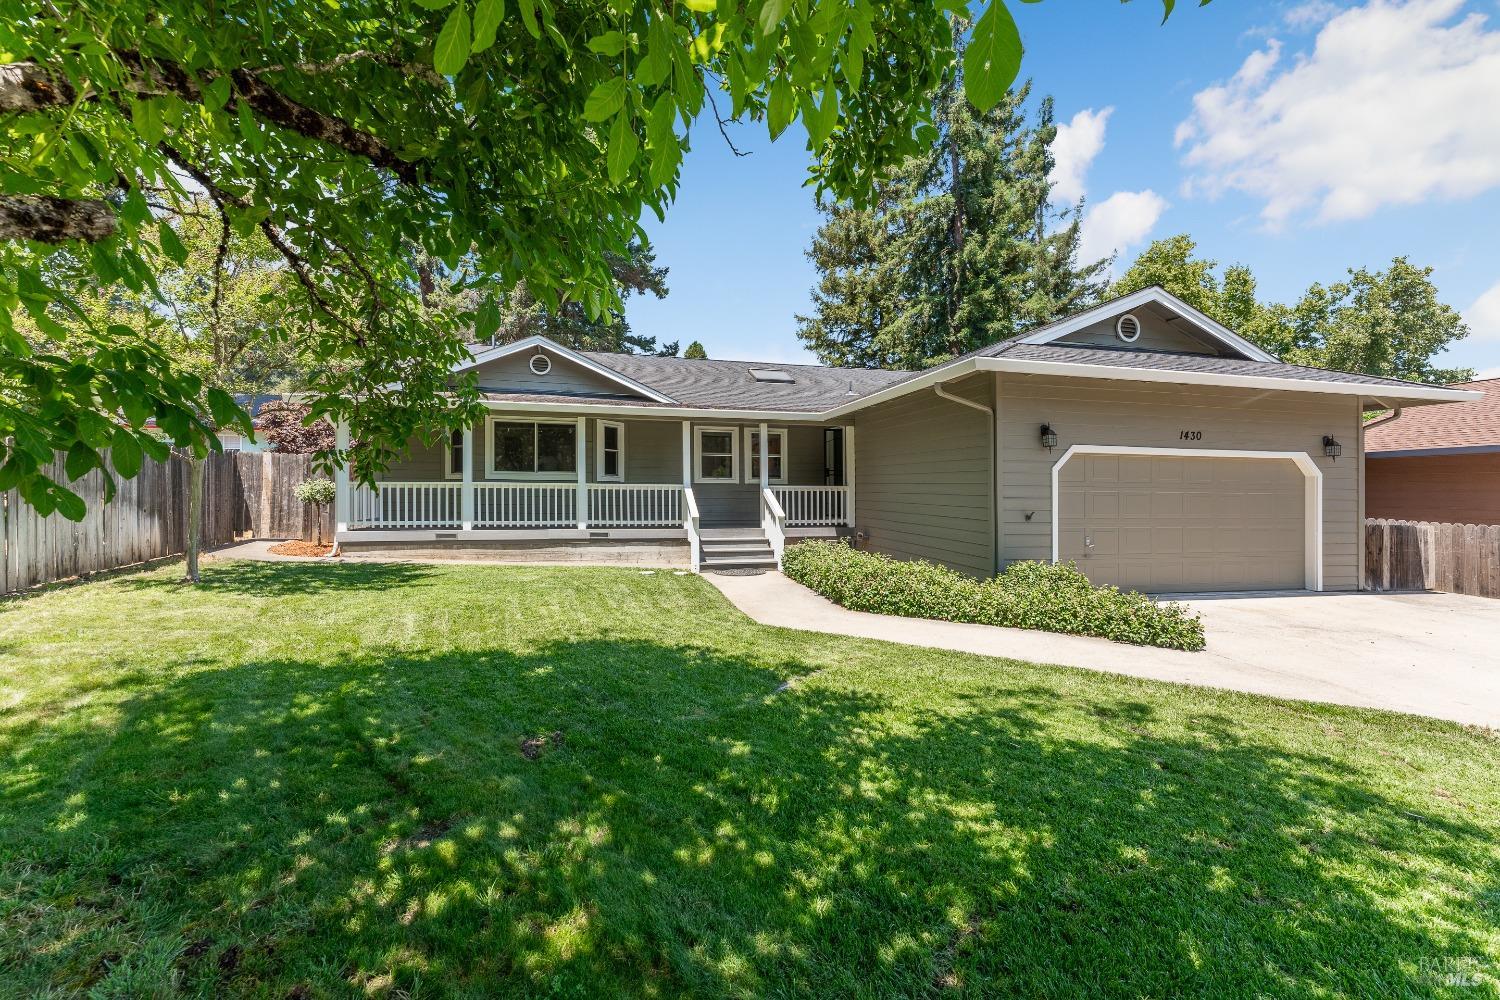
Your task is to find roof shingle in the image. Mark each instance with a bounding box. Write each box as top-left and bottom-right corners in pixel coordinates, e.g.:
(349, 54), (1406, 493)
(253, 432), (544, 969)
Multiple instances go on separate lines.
(1365, 379), (1500, 452)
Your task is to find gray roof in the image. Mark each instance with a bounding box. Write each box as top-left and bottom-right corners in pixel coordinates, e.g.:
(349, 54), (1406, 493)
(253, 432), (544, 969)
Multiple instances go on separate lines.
(560, 352), (910, 412)
(973, 342), (1437, 391)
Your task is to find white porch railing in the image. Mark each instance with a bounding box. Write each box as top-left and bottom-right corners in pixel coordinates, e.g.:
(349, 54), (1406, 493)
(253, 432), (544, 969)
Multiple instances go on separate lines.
(762, 488), (786, 567)
(588, 484), (683, 527)
(351, 482), (462, 528)
(772, 485), (849, 526)
(474, 483), (576, 528)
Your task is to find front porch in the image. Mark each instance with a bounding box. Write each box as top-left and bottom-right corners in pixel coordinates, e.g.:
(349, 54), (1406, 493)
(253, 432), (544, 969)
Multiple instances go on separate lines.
(333, 414), (854, 571)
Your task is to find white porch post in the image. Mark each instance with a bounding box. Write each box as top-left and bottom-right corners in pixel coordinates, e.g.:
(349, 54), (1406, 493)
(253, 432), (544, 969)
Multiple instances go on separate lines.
(681, 420), (692, 486)
(845, 424), (856, 528)
(758, 421), (769, 493)
(460, 425), (474, 531)
(334, 419), (350, 533)
(575, 415), (588, 530)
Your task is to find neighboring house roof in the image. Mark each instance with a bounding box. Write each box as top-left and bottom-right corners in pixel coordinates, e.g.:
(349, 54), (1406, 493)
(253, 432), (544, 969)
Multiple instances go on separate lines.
(233, 393), (284, 425)
(1365, 379), (1500, 456)
(458, 287), (1478, 418)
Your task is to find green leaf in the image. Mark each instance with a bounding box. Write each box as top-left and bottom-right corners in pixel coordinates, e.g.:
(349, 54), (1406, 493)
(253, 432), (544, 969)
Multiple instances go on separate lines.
(767, 76), (795, 139)
(205, 387), (244, 429)
(130, 98), (164, 144)
(434, 3), (472, 76)
(157, 223), (188, 265)
(52, 485), (86, 522)
(583, 76), (626, 122)
(517, 0), (540, 39)
(607, 113), (638, 185)
(682, 0), (716, 10)
(759, 0), (790, 36)
(111, 428), (143, 480)
(587, 30), (624, 56)
(475, 295), (501, 338)
(65, 442), (99, 482)
(415, 0), (454, 8)
(473, 0), (505, 52)
(203, 75), (232, 112)
(964, 1), (1023, 112)
(803, 84), (837, 147)
(1161, 0), (1176, 22)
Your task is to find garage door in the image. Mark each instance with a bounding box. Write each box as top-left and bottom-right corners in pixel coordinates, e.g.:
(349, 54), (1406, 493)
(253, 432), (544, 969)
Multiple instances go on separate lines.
(1058, 453), (1306, 593)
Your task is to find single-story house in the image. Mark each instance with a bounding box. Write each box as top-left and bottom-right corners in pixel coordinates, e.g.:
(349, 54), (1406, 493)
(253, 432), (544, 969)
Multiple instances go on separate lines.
(331, 286), (1477, 593)
(1365, 377), (1500, 525)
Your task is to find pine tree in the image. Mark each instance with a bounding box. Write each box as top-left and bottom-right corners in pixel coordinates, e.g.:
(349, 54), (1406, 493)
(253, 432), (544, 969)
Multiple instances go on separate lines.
(796, 28), (1107, 370)
(683, 341), (708, 360)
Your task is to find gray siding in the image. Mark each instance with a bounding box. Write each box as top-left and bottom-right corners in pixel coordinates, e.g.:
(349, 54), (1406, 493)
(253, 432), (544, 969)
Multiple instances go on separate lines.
(852, 374), (995, 577)
(1054, 308), (1225, 355)
(467, 350), (637, 396)
(995, 373), (1364, 591)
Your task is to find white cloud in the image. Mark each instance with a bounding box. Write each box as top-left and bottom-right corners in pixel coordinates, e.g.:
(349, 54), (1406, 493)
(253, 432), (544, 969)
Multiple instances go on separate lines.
(1466, 278), (1500, 341)
(1176, 0), (1500, 228)
(1078, 191), (1169, 267)
(1049, 107), (1112, 204)
(1283, 1), (1341, 29)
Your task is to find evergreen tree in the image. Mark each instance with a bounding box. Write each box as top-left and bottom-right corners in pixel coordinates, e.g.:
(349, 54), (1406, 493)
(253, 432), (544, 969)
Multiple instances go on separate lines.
(796, 28), (1108, 370)
(683, 341), (709, 360)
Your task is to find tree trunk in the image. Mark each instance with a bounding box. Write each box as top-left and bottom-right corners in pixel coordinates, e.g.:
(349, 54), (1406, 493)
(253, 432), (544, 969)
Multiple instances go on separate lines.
(0, 195), (117, 243)
(948, 137), (964, 358)
(315, 504), (324, 547)
(185, 455), (203, 583)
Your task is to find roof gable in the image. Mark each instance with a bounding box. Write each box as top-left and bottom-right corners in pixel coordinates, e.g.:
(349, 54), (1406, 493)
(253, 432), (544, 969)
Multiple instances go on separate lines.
(455, 336), (675, 403)
(1014, 287), (1279, 363)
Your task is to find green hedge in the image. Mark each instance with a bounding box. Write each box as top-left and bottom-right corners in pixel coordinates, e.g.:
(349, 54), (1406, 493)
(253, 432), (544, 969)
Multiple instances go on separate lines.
(781, 541), (1206, 652)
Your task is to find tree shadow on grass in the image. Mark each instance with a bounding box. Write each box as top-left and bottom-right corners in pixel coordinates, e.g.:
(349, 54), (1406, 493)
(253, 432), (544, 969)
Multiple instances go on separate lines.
(1, 638), (1496, 997)
(112, 559), (441, 598)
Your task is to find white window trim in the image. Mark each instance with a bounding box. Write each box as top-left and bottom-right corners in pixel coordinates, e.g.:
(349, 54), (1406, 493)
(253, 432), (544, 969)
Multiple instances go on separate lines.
(485, 415), (579, 481)
(693, 425), (740, 484)
(744, 427), (788, 485)
(595, 419), (625, 482)
(1049, 444), (1324, 593)
(442, 428), (464, 480)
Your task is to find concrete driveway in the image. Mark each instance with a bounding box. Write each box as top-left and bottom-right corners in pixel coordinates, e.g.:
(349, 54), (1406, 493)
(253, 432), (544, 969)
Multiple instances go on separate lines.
(707, 573), (1500, 729)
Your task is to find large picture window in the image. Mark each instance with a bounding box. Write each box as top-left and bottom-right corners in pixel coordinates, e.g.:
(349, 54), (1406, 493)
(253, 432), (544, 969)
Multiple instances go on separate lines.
(694, 426), (739, 483)
(745, 428), (786, 484)
(487, 419), (577, 479)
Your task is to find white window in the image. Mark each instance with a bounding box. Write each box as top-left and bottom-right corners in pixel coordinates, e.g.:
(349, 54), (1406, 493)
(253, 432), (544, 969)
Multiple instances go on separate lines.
(486, 418), (577, 480)
(596, 420), (625, 482)
(443, 428), (464, 479)
(694, 426), (739, 483)
(745, 428), (786, 484)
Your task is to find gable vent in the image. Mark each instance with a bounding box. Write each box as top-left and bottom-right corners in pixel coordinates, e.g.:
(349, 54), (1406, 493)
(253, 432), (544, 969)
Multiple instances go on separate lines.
(1115, 313), (1142, 343)
(749, 368), (795, 384)
(529, 353), (552, 375)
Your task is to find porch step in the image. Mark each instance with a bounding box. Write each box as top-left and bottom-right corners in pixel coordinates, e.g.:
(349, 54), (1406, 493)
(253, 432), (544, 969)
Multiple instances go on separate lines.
(700, 528), (777, 571)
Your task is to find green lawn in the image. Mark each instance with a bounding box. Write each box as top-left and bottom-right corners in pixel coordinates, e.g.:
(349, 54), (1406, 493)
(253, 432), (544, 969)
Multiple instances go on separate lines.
(1, 561), (1497, 998)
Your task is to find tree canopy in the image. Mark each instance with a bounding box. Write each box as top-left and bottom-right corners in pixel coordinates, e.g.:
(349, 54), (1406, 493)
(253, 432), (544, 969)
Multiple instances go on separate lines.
(795, 32), (1107, 371)
(1113, 235), (1474, 384)
(2, 0), (1194, 519)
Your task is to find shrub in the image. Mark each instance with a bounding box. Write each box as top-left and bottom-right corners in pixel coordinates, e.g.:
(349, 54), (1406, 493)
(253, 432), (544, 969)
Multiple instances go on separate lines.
(294, 477), (337, 507)
(781, 540), (1206, 652)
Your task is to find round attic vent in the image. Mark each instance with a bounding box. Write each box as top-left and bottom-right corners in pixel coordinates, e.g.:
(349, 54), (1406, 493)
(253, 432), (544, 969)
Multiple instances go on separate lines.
(529, 353), (552, 376)
(1115, 313), (1142, 343)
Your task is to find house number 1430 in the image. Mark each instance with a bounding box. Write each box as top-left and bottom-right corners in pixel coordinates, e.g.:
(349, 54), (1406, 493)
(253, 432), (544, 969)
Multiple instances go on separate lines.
(1179, 430), (1203, 441)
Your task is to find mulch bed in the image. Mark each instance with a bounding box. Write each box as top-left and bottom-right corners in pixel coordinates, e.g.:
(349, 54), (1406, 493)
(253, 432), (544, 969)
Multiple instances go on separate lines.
(267, 541), (333, 558)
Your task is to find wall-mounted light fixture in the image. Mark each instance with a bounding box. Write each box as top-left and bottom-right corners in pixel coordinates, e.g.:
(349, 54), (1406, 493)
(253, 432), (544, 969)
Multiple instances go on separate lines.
(1040, 424), (1058, 451)
(1323, 435), (1342, 460)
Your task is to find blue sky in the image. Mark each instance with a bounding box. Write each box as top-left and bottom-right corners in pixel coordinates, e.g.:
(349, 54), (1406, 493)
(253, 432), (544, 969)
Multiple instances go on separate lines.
(627, 0), (1500, 378)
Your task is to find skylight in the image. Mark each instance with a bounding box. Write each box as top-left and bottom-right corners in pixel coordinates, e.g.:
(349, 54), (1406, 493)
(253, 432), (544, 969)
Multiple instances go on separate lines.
(749, 368), (795, 384)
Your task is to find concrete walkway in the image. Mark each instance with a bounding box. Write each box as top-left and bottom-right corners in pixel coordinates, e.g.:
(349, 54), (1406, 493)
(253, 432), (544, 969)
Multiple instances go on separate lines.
(706, 571), (1500, 729)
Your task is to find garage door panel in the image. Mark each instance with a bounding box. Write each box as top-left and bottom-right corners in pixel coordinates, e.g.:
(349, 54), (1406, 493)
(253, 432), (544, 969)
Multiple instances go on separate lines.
(1059, 454), (1306, 594)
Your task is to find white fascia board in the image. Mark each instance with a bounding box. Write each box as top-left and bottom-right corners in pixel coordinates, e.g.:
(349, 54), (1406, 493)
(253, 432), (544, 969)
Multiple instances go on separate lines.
(1017, 286), (1281, 363)
(455, 335), (677, 404)
(480, 398), (832, 423)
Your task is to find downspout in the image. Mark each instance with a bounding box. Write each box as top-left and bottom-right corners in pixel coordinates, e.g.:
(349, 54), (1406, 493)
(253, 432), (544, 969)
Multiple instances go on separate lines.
(934, 384), (998, 576)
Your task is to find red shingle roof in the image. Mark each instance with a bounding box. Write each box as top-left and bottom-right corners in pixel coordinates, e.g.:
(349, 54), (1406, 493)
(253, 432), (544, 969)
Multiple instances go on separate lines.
(1365, 379), (1500, 452)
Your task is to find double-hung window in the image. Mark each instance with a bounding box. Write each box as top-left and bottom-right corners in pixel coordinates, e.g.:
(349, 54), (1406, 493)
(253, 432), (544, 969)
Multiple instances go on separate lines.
(745, 428), (786, 484)
(443, 428), (464, 479)
(596, 420), (625, 482)
(488, 419), (577, 479)
(694, 426), (739, 483)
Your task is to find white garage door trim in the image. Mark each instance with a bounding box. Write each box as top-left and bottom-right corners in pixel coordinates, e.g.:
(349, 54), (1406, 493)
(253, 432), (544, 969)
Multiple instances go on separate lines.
(1050, 445), (1324, 592)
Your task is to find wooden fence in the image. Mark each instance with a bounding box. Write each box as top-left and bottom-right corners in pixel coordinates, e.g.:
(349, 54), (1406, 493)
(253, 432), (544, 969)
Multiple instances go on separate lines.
(1, 451), (333, 596)
(1364, 518), (1500, 599)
